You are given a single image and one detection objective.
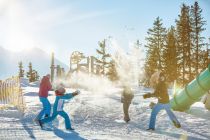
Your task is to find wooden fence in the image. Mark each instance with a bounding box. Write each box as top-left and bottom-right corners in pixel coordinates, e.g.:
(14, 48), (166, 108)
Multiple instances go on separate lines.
(0, 76), (25, 112)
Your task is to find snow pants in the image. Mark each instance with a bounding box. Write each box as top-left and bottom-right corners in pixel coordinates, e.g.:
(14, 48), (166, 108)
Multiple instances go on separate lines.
(40, 111), (71, 129)
(149, 103), (180, 129)
(123, 102), (131, 121)
(36, 97), (51, 120)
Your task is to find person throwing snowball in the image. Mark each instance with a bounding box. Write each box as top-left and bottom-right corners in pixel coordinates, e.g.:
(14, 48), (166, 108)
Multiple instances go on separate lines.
(143, 72), (181, 131)
(38, 86), (80, 130)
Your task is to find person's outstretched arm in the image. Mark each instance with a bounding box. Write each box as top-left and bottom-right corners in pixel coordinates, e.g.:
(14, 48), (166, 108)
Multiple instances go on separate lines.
(143, 84), (160, 99)
(61, 90), (80, 100)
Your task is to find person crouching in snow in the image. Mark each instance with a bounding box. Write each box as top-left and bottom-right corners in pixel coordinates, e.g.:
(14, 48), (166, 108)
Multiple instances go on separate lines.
(121, 86), (134, 122)
(38, 86), (80, 130)
(143, 72), (181, 131)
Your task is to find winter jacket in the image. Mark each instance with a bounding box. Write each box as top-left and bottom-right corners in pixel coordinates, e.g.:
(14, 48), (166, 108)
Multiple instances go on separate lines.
(121, 88), (134, 104)
(153, 81), (169, 104)
(39, 76), (52, 98)
(54, 93), (74, 112)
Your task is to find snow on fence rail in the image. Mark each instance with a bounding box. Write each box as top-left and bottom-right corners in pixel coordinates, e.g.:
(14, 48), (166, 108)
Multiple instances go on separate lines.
(0, 76), (25, 112)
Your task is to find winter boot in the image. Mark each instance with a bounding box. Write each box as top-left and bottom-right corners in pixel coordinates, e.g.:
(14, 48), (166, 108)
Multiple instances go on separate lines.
(173, 120), (181, 128)
(37, 120), (43, 128)
(147, 128), (155, 131)
(124, 118), (130, 123)
(44, 114), (49, 118)
(66, 127), (75, 131)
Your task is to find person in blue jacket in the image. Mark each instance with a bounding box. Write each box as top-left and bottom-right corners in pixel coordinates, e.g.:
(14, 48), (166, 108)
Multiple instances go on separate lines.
(38, 86), (80, 130)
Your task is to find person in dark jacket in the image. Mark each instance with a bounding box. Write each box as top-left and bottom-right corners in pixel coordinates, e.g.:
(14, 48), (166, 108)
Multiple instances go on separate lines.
(35, 74), (52, 121)
(143, 72), (181, 130)
(121, 86), (134, 122)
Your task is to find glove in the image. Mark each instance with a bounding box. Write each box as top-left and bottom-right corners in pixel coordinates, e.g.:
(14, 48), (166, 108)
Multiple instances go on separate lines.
(72, 90), (81, 96)
(143, 93), (151, 99)
(149, 102), (156, 109)
(75, 90), (81, 94)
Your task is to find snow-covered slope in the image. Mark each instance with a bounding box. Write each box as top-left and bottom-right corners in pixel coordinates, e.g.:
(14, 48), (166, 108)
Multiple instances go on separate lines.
(0, 85), (210, 140)
(0, 47), (69, 79)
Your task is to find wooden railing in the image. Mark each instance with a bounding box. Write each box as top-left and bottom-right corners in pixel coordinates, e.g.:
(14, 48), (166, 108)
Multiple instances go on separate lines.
(0, 76), (25, 112)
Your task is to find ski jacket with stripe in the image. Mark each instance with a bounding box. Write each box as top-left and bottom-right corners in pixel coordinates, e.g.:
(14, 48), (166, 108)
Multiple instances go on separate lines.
(53, 93), (74, 112)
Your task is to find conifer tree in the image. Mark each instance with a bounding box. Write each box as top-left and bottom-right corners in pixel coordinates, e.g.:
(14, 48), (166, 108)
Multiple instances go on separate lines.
(27, 62), (33, 82)
(144, 17), (167, 81)
(190, 1), (206, 73)
(27, 62), (40, 82)
(107, 60), (119, 81)
(18, 61), (24, 78)
(96, 39), (111, 75)
(176, 4), (193, 85)
(162, 26), (178, 83)
(33, 70), (40, 81)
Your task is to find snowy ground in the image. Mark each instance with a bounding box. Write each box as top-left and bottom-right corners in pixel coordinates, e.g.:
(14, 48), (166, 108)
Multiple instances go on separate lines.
(0, 86), (210, 140)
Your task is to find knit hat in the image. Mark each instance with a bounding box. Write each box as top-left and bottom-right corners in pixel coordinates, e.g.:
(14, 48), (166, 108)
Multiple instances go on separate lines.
(159, 72), (163, 77)
(55, 85), (66, 96)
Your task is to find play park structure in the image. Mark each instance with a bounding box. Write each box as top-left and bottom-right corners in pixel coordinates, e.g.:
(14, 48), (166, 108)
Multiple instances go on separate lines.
(170, 65), (210, 111)
(50, 51), (100, 82)
(50, 52), (66, 82)
(69, 51), (100, 74)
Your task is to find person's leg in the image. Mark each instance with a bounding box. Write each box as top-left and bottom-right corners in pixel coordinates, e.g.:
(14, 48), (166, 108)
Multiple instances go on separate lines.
(40, 111), (57, 124)
(44, 98), (51, 117)
(123, 102), (130, 121)
(164, 104), (181, 128)
(148, 103), (162, 129)
(36, 97), (49, 120)
(58, 111), (72, 129)
(127, 103), (131, 120)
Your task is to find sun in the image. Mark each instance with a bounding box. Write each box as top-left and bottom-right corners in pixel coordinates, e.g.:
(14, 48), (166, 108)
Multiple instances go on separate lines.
(2, 0), (34, 52)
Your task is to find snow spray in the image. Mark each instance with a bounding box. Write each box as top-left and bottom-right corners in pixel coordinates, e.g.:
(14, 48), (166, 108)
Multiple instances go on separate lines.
(109, 39), (144, 87)
(53, 39), (144, 94)
(52, 72), (115, 94)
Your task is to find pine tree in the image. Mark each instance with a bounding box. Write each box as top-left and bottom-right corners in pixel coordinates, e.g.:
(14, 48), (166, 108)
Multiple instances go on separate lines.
(144, 17), (167, 80)
(107, 60), (119, 81)
(27, 63), (40, 82)
(27, 62), (38, 82)
(208, 38), (210, 65)
(162, 26), (178, 83)
(27, 62), (33, 82)
(176, 4), (193, 85)
(203, 38), (210, 68)
(18, 61), (24, 78)
(33, 70), (40, 81)
(96, 39), (111, 75)
(190, 1), (206, 73)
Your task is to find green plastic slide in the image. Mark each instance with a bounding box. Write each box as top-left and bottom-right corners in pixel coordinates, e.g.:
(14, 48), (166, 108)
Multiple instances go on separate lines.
(170, 65), (210, 111)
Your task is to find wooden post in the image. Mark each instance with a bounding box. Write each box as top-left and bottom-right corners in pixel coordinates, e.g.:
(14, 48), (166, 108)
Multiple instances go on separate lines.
(50, 52), (55, 82)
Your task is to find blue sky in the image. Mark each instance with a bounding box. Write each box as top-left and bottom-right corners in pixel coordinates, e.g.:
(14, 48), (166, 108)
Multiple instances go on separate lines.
(0, 0), (209, 65)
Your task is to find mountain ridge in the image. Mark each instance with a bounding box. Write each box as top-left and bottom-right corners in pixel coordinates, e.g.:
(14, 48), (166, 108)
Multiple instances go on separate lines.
(0, 46), (69, 79)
